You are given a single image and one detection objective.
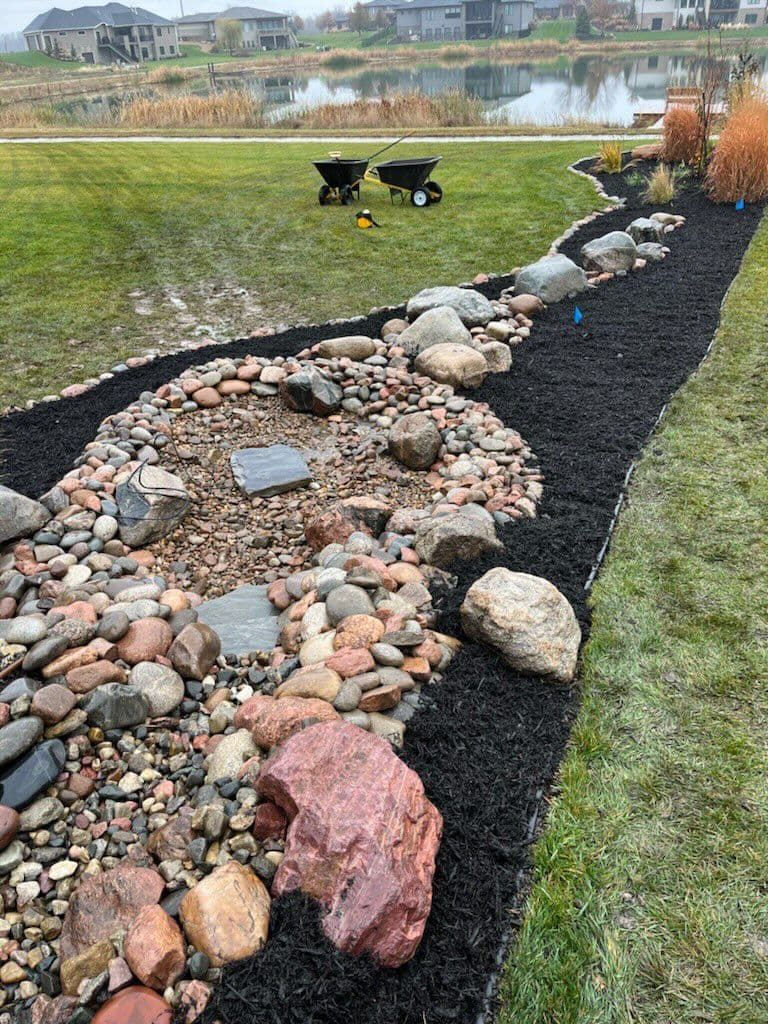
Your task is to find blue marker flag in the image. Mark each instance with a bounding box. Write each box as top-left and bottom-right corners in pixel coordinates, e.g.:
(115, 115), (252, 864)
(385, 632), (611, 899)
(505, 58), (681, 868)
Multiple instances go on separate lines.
(573, 306), (583, 325)
(736, 198), (745, 210)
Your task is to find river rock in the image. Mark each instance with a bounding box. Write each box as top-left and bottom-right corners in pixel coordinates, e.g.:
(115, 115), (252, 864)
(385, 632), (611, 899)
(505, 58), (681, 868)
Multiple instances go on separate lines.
(60, 863), (165, 958)
(230, 445), (311, 498)
(115, 465), (189, 547)
(315, 335), (376, 360)
(514, 254), (588, 302)
(460, 567), (581, 683)
(124, 904), (185, 990)
(0, 484), (51, 545)
(414, 343), (488, 390)
(128, 662), (185, 717)
(60, 938), (114, 996)
(92, 986), (173, 1024)
(116, 616), (173, 665)
(167, 622), (221, 680)
(0, 739), (65, 810)
(30, 683), (77, 724)
(388, 413), (442, 470)
(280, 366), (342, 417)
(508, 293), (545, 316)
(0, 804), (19, 850)
(233, 693), (339, 748)
(325, 583), (375, 625)
(581, 231), (638, 273)
(275, 666), (341, 702)
(406, 285), (494, 327)
(258, 720), (442, 967)
(414, 507), (502, 568)
(179, 861), (270, 966)
(398, 306), (473, 356)
(305, 496), (392, 550)
(85, 683), (150, 731)
(205, 728), (258, 783)
(0, 716), (44, 769)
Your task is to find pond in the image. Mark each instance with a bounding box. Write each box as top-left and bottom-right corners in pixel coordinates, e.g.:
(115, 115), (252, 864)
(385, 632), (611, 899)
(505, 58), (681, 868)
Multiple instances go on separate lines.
(56, 49), (768, 128)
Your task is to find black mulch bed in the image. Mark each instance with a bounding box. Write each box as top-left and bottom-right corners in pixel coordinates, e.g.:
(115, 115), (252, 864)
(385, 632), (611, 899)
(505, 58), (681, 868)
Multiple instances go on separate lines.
(2, 164), (764, 1024)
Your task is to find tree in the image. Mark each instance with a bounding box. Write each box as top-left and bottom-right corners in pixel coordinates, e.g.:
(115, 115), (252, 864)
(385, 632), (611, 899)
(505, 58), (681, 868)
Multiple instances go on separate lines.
(317, 10), (336, 31)
(374, 9), (387, 28)
(574, 5), (592, 39)
(291, 14), (305, 31)
(216, 18), (243, 54)
(349, 2), (372, 32)
(628, 0), (636, 24)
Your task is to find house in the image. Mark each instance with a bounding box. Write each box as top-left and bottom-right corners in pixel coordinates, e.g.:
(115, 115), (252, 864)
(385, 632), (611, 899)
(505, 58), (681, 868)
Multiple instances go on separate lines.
(365, 0), (401, 20)
(395, 0), (535, 41)
(175, 6), (298, 49)
(533, 0), (576, 18)
(23, 3), (179, 63)
(637, 0), (766, 28)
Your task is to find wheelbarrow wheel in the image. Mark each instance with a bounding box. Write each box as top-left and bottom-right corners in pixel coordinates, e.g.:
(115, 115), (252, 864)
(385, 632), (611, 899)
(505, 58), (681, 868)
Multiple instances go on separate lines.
(340, 185), (353, 206)
(318, 185), (332, 205)
(411, 187), (431, 208)
(426, 180), (443, 203)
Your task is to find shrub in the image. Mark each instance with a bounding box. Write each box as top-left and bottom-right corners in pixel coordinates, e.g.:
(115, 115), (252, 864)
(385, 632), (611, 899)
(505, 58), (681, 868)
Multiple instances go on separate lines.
(642, 164), (676, 204)
(597, 141), (623, 173)
(706, 88), (768, 203)
(661, 104), (701, 165)
(574, 6), (592, 39)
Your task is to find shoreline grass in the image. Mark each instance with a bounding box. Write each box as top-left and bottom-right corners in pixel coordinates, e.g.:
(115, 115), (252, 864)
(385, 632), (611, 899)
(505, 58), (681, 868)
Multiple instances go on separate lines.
(498, 210), (768, 1024)
(0, 140), (600, 409)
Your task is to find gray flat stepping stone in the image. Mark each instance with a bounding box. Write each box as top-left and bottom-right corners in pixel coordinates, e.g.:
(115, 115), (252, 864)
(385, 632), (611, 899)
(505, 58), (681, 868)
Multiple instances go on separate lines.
(197, 584), (281, 657)
(231, 445), (311, 498)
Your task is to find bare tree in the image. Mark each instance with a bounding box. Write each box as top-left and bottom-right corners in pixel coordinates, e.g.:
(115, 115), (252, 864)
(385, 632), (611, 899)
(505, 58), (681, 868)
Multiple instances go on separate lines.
(216, 18), (243, 54)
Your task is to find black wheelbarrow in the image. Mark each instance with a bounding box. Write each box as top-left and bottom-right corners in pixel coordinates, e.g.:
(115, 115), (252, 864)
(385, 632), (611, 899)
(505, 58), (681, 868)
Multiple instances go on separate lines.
(313, 156), (369, 205)
(370, 157), (443, 207)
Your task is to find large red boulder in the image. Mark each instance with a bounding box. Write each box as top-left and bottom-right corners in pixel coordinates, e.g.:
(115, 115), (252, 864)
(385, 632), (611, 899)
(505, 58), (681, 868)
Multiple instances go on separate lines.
(257, 720), (442, 967)
(233, 693), (339, 749)
(60, 864), (165, 959)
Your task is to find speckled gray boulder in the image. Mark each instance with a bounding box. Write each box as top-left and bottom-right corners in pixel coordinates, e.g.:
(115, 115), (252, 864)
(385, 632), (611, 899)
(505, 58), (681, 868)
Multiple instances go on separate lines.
(406, 286), (494, 327)
(514, 254), (588, 303)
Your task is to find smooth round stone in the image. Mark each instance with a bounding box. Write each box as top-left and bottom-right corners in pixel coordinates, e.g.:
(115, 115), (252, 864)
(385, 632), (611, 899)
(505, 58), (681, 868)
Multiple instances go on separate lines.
(0, 716), (44, 769)
(0, 615), (48, 646)
(63, 565), (92, 588)
(298, 631), (336, 667)
(92, 986), (173, 1024)
(377, 666), (417, 691)
(341, 710), (370, 730)
(344, 532), (374, 556)
(315, 568), (347, 599)
(333, 679), (362, 712)
(128, 662), (185, 717)
(370, 643), (405, 667)
(325, 585), (375, 626)
(97, 611), (131, 642)
(300, 602), (330, 641)
(0, 839), (25, 874)
(93, 515), (118, 542)
(120, 599), (163, 622)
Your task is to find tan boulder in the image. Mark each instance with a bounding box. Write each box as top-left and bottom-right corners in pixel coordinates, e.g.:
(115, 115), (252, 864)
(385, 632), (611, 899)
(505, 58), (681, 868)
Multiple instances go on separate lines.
(179, 862), (270, 966)
(414, 344), (488, 390)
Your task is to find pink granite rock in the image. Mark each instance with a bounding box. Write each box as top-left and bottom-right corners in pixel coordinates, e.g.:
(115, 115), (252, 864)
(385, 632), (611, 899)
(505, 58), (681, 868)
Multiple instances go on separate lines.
(257, 720), (442, 967)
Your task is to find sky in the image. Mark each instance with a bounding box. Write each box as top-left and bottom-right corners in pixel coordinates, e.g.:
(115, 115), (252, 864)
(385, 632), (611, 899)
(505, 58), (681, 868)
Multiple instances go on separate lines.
(0, 1), (327, 34)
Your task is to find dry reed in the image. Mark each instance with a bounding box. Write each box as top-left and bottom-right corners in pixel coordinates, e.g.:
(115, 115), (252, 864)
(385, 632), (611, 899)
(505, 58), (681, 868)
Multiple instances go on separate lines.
(280, 89), (485, 129)
(706, 87), (768, 202)
(119, 89), (269, 128)
(661, 104), (701, 164)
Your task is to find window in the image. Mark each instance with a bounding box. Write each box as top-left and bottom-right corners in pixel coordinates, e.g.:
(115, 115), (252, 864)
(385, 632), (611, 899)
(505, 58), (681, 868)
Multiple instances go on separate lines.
(169, 44), (175, 53)
(142, 46), (149, 57)
(651, 16), (663, 27)
(445, 6), (461, 16)
(424, 27), (433, 37)
(159, 45), (165, 54)
(156, 27), (161, 36)
(745, 11), (757, 19)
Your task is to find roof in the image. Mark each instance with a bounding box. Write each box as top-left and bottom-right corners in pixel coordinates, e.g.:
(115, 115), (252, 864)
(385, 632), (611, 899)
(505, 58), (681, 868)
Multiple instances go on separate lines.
(176, 5), (286, 23)
(365, 0), (399, 7)
(24, 3), (174, 32)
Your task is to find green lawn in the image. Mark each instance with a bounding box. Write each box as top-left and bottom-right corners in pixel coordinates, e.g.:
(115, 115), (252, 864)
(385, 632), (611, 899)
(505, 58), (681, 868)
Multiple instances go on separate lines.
(0, 50), (74, 68)
(529, 19), (577, 42)
(499, 212), (768, 1023)
(615, 25), (768, 42)
(0, 140), (602, 408)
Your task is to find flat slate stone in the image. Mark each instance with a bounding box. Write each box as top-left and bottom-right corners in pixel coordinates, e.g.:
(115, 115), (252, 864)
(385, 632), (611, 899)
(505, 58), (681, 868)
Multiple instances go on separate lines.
(197, 584), (280, 657)
(0, 739), (66, 810)
(231, 445), (312, 498)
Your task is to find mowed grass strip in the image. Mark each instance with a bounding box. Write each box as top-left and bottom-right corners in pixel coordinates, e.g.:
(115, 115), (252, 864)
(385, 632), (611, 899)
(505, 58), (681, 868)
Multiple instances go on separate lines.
(498, 212), (768, 1024)
(0, 140), (600, 408)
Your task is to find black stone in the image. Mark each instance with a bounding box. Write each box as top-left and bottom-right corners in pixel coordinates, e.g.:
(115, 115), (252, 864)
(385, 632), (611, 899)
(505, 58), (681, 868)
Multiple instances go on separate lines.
(0, 739), (66, 810)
